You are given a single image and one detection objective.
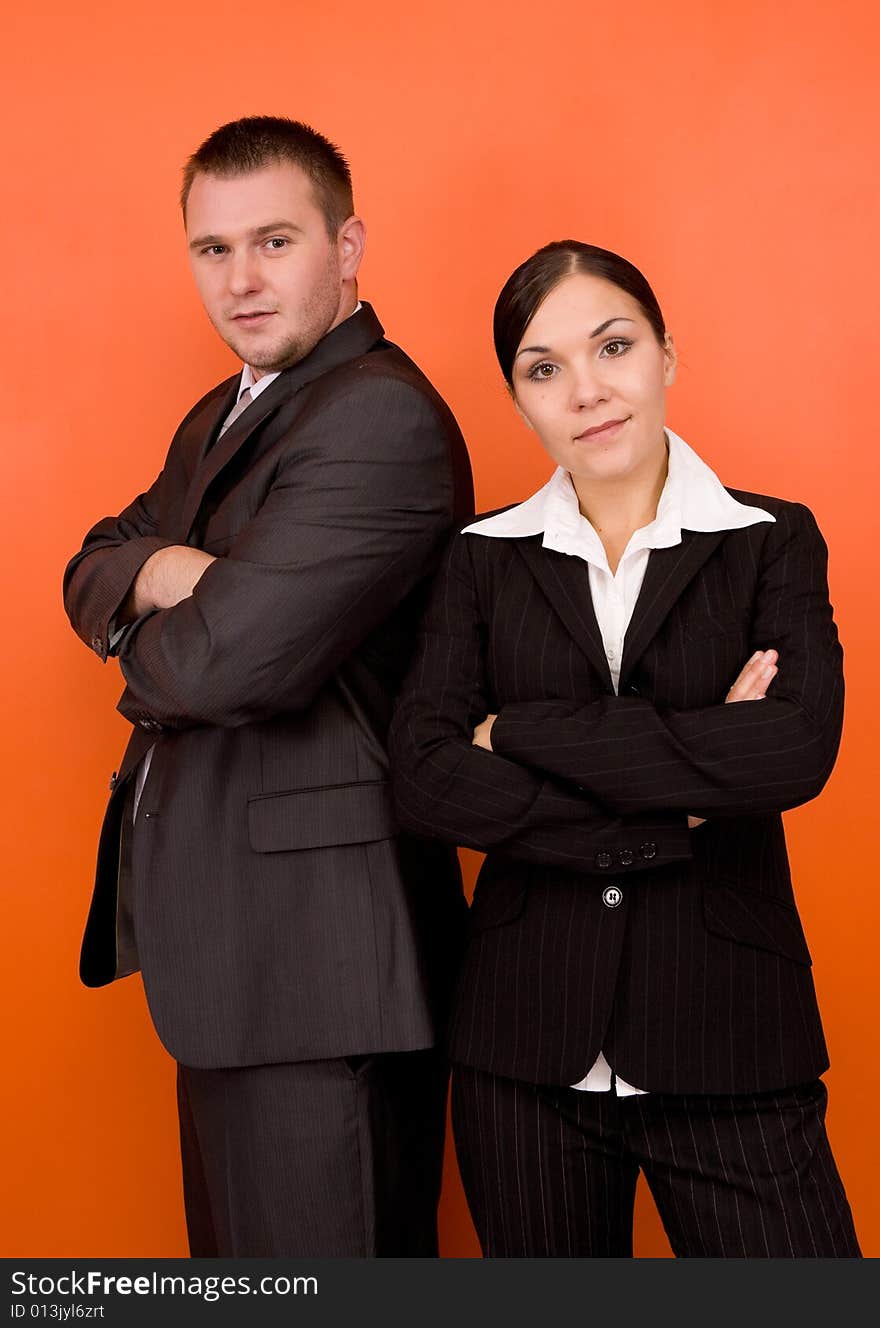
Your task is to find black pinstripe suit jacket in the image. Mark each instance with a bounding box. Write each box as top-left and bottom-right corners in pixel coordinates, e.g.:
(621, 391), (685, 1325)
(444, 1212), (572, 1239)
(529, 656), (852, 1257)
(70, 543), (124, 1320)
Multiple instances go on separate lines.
(63, 304), (474, 1068)
(389, 494), (842, 1094)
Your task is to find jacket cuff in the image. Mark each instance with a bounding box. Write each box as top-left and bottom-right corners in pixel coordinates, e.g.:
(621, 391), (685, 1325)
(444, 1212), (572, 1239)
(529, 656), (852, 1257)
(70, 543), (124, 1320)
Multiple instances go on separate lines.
(82, 536), (177, 661)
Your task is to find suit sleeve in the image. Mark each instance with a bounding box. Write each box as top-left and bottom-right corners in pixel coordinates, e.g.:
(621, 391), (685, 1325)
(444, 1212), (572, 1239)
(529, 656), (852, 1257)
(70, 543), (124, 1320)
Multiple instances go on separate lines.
(388, 531), (693, 872)
(62, 467), (178, 662)
(112, 377), (459, 728)
(490, 503), (844, 818)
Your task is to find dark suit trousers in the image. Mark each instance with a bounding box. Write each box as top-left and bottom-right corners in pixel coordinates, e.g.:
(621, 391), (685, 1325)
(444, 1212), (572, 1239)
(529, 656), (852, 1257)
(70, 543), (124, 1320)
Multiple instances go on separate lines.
(452, 1067), (860, 1257)
(177, 1049), (448, 1257)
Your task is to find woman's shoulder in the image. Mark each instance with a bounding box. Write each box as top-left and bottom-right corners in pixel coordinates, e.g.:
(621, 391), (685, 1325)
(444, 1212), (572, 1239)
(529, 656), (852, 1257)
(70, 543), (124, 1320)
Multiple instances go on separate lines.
(722, 488), (828, 558)
(724, 487), (822, 527)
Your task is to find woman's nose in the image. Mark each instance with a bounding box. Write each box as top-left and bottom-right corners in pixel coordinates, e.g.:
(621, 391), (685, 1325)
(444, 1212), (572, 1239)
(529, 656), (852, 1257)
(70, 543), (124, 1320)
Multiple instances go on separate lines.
(569, 368), (609, 411)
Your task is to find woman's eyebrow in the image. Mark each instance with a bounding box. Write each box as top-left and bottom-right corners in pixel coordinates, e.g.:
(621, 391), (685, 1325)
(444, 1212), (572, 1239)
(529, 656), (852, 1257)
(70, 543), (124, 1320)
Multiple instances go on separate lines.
(515, 316), (636, 359)
(589, 316), (635, 338)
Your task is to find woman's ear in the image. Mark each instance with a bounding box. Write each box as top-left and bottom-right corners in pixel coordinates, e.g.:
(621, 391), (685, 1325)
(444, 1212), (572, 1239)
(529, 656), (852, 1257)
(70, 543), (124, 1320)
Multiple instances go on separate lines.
(512, 393), (535, 430)
(663, 334), (678, 387)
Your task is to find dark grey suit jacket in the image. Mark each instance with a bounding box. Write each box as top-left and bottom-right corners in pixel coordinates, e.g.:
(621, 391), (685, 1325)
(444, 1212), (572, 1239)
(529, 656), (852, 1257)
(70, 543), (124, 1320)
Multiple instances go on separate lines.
(64, 304), (475, 1069)
(390, 496), (842, 1094)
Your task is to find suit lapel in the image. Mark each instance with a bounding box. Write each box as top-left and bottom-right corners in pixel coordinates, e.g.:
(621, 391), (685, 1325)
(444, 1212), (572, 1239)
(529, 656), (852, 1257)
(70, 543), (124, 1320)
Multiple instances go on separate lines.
(516, 540), (614, 691)
(175, 378), (284, 542)
(175, 303), (386, 544)
(619, 529), (728, 684)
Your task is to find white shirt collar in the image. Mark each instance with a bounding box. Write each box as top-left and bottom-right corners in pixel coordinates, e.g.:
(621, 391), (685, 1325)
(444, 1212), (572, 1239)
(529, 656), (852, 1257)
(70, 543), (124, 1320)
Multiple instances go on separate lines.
(462, 430), (774, 568)
(236, 300), (364, 403)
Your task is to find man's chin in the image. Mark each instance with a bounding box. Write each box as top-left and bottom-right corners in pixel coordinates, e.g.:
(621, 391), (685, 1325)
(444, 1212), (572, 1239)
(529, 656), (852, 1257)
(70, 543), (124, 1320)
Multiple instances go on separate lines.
(225, 333), (318, 375)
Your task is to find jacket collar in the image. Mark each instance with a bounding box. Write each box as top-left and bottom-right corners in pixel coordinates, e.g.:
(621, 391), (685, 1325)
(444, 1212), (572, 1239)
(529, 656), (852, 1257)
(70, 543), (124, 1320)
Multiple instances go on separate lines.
(469, 430), (773, 690)
(175, 303), (385, 542)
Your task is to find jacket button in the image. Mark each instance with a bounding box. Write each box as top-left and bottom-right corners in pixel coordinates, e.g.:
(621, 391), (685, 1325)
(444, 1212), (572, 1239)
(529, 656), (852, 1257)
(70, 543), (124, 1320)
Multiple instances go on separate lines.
(108, 771), (118, 792)
(618, 849), (634, 866)
(602, 885), (623, 908)
(594, 851), (613, 870)
(91, 636), (103, 655)
(640, 842), (658, 860)
(627, 683), (641, 696)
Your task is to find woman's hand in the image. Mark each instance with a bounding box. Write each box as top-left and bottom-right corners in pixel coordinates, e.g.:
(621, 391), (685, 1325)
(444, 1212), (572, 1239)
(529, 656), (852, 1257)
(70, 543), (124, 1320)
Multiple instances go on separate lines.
(481, 652), (780, 824)
(689, 649), (780, 827)
(725, 649), (779, 703)
(472, 714), (497, 751)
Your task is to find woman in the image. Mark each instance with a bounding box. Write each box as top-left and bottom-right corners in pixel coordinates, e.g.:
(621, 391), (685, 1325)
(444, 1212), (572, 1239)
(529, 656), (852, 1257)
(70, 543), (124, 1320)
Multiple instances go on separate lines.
(389, 241), (860, 1258)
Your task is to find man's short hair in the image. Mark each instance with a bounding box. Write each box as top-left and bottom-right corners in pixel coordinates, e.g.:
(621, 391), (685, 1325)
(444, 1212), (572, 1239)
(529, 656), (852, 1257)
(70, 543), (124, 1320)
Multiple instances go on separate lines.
(181, 116), (354, 237)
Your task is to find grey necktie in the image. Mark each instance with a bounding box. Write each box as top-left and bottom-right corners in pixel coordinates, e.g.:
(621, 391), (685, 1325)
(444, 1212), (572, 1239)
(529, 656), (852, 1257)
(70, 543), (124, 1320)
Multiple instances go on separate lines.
(218, 386), (253, 437)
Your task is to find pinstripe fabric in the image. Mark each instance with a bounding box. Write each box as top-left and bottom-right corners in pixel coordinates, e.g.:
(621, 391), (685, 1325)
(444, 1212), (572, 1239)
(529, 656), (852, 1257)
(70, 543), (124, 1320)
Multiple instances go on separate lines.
(452, 1067), (860, 1257)
(389, 494), (841, 1094)
(178, 1050), (448, 1257)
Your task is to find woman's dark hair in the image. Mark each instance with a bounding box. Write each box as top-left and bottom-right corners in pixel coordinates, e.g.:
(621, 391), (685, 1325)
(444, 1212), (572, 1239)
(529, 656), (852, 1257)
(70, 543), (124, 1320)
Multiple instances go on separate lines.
(493, 240), (667, 387)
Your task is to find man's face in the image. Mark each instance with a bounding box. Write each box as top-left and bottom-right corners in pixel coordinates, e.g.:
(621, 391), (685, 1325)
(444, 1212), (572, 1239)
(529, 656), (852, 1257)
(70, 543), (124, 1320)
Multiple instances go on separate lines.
(185, 162), (360, 377)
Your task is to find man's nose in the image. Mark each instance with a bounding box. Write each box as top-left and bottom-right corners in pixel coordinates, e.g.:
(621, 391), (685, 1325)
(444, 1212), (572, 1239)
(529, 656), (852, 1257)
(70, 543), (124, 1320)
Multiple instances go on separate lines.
(226, 250), (262, 297)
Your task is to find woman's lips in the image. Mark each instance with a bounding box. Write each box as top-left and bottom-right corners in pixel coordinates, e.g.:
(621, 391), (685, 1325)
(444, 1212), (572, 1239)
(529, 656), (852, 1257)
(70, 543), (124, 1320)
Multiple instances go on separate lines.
(574, 416), (629, 441)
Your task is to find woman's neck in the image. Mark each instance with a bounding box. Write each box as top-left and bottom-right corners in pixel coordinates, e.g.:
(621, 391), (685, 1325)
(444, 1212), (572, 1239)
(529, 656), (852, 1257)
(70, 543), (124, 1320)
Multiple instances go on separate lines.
(571, 439), (669, 575)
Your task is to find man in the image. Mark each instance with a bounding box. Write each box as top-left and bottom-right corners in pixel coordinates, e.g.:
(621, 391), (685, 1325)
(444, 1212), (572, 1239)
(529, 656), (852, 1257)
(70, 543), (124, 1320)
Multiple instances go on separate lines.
(63, 116), (474, 1257)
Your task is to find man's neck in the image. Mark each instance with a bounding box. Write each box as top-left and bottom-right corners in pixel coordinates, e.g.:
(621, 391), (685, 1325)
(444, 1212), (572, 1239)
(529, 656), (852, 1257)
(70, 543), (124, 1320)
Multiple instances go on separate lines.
(247, 296), (362, 383)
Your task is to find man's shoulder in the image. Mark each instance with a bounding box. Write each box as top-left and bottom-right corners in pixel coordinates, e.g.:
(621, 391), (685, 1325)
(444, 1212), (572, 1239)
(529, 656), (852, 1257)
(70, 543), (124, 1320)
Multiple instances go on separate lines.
(323, 337), (450, 405)
(300, 339), (465, 450)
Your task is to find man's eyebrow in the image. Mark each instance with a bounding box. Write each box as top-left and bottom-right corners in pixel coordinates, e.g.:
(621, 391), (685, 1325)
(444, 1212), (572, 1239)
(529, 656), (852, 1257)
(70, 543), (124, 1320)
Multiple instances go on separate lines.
(514, 316), (636, 359)
(188, 220), (305, 250)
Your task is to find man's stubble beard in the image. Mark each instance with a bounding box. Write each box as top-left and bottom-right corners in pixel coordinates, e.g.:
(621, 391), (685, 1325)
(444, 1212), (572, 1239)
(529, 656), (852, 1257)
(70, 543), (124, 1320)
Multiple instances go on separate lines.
(220, 253), (344, 374)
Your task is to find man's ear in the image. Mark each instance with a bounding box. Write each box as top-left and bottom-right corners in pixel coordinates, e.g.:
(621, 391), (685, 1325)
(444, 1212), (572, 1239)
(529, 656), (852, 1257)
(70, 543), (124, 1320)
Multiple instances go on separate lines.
(338, 216), (366, 281)
(663, 334), (678, 387)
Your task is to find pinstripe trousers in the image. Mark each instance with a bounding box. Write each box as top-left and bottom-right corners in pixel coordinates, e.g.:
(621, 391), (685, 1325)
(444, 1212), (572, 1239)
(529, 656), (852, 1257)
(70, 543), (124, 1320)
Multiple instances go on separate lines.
(452, 1067), (860, 1257)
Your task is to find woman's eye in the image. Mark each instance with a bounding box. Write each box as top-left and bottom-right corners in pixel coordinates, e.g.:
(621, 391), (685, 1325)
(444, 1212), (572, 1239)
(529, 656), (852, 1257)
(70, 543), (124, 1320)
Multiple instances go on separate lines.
(601, 338), (632, 358)
(527, 362), (557, 381)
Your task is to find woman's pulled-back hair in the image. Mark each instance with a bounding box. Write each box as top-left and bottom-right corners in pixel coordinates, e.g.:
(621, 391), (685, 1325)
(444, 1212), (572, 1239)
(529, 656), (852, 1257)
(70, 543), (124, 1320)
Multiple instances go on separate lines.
(493, 240), (667, 386)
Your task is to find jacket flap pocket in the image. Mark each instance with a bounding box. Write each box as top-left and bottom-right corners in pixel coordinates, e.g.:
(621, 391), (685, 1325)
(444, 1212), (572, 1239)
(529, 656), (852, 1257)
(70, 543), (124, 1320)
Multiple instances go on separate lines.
(704, 882), (812, 966)
(248, 781), (397, 853)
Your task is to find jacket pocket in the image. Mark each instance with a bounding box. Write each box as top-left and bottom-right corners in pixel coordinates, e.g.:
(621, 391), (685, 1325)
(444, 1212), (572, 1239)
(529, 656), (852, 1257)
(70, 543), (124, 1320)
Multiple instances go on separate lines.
(469, 858), (529, 933)
(703, 881), (812, 965)
(248, 780), (397, 853)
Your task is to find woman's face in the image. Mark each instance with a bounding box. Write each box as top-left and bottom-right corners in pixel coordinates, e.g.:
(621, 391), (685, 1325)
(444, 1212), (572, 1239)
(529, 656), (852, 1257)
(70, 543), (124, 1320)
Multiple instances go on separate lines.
(511, 272), (676, 487)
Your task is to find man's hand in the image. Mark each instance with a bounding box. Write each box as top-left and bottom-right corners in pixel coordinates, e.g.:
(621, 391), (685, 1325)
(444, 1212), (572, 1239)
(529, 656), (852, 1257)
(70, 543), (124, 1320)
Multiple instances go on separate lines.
(472, 713), (497, 751)
(689, 649), (780, 828)
(122, 546), (217, 622)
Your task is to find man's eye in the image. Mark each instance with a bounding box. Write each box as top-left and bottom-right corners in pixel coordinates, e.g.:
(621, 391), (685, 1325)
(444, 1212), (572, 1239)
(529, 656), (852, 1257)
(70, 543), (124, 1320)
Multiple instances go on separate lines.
(526, 362), (557, 381)
(265, 237), (288, 250)
(202, 245), (227, 257)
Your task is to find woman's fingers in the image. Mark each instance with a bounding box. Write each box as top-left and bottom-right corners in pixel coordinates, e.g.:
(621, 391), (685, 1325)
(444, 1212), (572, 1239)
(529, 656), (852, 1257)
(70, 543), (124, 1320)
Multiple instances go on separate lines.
(726, 649), (779, 703)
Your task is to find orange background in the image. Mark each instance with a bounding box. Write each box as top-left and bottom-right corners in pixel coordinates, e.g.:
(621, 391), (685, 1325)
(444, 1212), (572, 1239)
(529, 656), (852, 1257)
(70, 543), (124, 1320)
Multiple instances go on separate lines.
(2, 0), (878, 1258)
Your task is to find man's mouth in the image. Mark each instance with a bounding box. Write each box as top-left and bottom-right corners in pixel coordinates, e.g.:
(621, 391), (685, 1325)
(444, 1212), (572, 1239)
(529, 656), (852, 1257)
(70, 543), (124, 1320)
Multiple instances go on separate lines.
(232, 311), (275, 326)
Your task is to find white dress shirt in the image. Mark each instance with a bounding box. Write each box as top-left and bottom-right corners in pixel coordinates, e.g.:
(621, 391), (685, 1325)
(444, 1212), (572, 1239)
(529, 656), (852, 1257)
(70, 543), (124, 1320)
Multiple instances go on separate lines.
(462, 428), (774, 1094)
